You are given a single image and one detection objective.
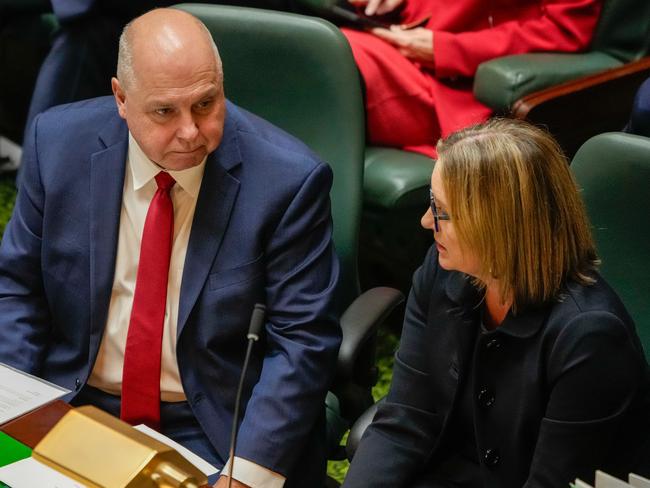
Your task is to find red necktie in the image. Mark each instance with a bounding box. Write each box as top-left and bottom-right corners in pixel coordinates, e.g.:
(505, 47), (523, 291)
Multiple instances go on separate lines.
(121, 172), (175, 430)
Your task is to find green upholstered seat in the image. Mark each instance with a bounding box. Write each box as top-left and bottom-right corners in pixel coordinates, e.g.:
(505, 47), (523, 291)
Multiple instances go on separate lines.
(173, 3), (404, 464)
(363, 147), (434, 209)
(571, 132), (650, 358)
(361, 148), (434, 291)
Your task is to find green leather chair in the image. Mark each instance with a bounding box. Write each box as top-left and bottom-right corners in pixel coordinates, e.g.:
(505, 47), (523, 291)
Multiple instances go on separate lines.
(571, 132), (650, 359)
(173, 2), (404, 466)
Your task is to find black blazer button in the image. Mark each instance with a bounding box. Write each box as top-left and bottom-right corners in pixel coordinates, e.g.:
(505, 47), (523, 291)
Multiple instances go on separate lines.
(477, 387), (495, 408)
(75, 378), (82, 391)
(484, 448), (500, 467)
(486, 338), (501, 351)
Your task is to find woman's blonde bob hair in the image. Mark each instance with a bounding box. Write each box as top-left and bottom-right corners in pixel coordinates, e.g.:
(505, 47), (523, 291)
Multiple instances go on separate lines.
(436, 118), (598, 311)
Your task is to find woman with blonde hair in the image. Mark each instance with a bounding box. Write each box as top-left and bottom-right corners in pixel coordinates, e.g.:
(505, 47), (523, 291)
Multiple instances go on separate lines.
(343, 119), (650, 487)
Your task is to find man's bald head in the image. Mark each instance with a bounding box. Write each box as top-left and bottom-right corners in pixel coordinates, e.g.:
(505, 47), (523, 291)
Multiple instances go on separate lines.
(116, 8), (223, 91)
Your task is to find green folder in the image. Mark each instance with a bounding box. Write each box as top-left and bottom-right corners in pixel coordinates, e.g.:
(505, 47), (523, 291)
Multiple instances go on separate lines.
(0, 431), (31, 467)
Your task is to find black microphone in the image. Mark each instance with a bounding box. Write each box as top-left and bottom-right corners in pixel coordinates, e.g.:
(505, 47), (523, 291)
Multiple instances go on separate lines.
(227, 303), (266, 488)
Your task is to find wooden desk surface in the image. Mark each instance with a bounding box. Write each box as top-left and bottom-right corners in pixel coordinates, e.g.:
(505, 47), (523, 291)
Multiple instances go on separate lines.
(0, 400), (71, 449)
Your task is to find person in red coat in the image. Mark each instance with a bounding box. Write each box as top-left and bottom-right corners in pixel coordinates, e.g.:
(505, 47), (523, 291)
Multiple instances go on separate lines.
(342, 0), (603, 158)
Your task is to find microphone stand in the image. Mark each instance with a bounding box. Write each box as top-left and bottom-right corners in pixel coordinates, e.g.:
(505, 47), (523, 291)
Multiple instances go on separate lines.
(227, 304), (265, 488)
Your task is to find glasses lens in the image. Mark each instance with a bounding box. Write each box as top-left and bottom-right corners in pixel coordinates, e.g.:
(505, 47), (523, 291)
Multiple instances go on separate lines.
(430, 188), (440, 232)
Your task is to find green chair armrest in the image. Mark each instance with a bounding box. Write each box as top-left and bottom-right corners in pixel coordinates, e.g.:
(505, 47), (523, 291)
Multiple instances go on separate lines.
(474, 51), (622, 111)
(364, 147), (434, 209)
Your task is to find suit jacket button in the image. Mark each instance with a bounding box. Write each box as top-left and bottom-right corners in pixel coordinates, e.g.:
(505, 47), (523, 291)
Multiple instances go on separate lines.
(477, 387), (495, 408)
(485, 338), (501, 351)
(484, 448), (500, 467)
(75, 378), (82, 391)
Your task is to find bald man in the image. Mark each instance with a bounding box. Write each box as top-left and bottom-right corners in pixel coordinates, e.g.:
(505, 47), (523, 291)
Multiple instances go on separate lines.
(0, 9), (341, 488)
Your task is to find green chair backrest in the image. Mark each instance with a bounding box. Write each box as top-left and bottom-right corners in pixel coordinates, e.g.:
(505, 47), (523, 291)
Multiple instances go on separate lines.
(590, 0), (650, 61)
(571, 132), (650, 359)
(174, 4), (366, 310)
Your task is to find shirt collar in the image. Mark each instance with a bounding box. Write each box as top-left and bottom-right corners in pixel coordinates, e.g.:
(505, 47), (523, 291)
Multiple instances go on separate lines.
(128, 132), (206, 198)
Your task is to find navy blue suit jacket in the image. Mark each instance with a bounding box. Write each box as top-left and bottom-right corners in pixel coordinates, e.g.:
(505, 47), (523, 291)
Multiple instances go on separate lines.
(0, 96), (341, 482)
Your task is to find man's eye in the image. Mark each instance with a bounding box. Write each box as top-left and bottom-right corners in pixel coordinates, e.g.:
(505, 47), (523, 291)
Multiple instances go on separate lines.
(196, 99), (213, 110)
(155, 108), (172, 116)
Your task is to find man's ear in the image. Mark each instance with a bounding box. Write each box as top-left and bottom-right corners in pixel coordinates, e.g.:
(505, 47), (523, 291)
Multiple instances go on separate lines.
(111, 77), (127, 120)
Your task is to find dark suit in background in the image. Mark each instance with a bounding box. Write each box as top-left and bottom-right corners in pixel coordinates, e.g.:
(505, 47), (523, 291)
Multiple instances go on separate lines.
(626, 77), (650, 137)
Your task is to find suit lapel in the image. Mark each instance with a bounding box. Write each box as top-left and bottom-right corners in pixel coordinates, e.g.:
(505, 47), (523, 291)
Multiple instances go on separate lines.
(89, 118), (128, 363)
(441, 273), (481, 410)
(177, 111), (242, 337)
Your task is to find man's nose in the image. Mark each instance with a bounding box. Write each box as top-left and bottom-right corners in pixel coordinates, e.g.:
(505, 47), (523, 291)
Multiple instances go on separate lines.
(176, 112), (199, 141)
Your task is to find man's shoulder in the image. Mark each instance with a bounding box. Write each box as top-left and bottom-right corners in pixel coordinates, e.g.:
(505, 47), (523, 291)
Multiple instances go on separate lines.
(36, 96), (119, 130)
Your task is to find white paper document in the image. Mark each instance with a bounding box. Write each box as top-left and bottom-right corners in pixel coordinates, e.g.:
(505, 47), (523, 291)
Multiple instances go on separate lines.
(596, 471), (635, 488)
(629, 474), (650, 488)
(0, 363), (69, 425)
(0, 457), (86, 488)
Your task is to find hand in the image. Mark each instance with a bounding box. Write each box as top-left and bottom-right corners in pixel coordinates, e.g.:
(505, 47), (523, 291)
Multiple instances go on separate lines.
(348, 0), (405, 16)
(371, 26), (434, 67)
(213, 475), (250, 488)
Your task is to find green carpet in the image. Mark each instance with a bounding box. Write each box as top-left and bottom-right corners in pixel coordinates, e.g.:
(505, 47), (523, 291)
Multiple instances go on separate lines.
(0, 176), (16, 237)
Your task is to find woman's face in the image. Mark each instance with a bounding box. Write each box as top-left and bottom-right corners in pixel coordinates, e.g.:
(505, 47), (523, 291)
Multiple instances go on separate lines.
(421, 163), (482, 278)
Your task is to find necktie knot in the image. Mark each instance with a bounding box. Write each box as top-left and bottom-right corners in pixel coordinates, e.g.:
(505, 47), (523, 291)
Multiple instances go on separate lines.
(155, 172), (176, 192)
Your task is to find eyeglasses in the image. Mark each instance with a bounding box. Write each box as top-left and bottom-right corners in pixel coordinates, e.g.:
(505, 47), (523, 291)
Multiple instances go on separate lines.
(429, 187), (451, 232)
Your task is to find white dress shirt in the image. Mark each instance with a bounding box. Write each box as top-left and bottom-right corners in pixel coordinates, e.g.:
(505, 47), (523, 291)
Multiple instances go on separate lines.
(88, 133), (285, 487)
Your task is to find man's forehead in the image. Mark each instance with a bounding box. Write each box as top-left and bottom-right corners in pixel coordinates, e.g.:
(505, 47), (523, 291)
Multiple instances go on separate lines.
(129, 44), (220, 93)
(149, 84), (220, 101)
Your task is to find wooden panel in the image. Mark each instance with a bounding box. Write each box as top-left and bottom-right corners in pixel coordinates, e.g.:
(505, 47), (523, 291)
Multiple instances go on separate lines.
(512, 57), (650, 157)
(0, 400), (70, 448)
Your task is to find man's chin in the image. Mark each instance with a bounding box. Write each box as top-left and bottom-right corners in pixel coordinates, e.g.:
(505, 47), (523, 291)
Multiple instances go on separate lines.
(160, 151), (207, 171)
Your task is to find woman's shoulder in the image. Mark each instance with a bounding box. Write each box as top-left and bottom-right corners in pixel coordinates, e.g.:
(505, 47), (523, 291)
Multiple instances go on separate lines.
(551, 272), (632, 326)
(541, 272), (645, 361)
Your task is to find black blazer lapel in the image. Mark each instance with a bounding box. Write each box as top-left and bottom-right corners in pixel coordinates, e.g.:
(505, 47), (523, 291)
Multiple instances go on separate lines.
(437, 272), (482, 415)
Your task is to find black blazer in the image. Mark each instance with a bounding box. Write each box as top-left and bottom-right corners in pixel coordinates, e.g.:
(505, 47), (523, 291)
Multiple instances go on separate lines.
(344, 246), (650, 487)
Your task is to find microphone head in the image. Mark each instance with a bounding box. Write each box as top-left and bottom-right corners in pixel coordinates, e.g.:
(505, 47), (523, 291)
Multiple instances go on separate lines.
(247, 303), (266, 341)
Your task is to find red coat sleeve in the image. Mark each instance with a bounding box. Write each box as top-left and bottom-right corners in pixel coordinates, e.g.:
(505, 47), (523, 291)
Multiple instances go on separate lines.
(433, 0), (603, 79)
